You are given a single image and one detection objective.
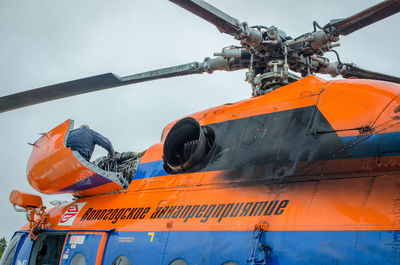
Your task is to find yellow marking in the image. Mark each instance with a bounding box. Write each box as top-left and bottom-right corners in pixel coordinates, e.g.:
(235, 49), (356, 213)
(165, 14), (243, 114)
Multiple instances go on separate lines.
(148, 232), (155, 242)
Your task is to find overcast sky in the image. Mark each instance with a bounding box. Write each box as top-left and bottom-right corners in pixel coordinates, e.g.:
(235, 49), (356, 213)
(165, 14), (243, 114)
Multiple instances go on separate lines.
(0, 0), (399, 241)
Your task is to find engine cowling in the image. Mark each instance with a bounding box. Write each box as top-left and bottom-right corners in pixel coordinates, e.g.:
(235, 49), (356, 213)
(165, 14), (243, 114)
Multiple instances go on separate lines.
(26, 119), (125, 196)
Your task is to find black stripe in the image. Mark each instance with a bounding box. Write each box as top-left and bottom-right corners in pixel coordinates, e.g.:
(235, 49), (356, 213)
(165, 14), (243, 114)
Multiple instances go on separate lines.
(182, 105), (351, 180)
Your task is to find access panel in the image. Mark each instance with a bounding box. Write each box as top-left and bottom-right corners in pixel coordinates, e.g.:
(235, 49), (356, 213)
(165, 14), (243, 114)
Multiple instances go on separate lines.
(59, 232), (107, 265)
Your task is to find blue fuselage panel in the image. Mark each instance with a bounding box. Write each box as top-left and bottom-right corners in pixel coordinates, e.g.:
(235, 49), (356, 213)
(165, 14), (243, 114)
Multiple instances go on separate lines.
(101, 230), (400, 265)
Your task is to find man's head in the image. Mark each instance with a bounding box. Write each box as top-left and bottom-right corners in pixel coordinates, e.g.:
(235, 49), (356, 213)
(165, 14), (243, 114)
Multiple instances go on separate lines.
(80, 124), (90, 129)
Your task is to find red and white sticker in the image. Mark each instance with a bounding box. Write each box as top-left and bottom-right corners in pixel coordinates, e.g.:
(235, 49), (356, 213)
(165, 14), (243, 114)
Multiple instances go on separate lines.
(58, 202), (87, 226)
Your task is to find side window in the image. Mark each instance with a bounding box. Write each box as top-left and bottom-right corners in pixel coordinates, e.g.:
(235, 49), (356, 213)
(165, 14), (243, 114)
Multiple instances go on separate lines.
(0, 234), (22, 265)
(70, 253), (86, 265)
(169, 259), (188, 265)
(112, 255), (131, 265)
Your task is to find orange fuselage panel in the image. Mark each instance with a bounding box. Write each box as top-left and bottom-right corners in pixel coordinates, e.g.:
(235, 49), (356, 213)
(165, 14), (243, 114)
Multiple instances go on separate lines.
(25, 76), (400, 221)
(26, 120), (123, 196)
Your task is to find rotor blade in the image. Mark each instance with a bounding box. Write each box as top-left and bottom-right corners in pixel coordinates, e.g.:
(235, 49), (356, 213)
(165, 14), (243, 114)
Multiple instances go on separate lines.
(340, 63), (400, 84)
(0, 62), (206, 113)
(169, 0), (241, 35)
(324, 0), (400, 36)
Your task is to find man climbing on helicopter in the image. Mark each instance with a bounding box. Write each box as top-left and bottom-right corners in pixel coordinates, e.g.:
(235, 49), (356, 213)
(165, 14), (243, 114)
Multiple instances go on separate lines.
(66, 124), (115, 161)
(67, 124), (146, 183)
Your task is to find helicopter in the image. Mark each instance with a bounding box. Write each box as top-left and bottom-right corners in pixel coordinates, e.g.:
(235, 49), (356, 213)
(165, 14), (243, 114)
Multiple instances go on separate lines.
(0, 0), (400, 264)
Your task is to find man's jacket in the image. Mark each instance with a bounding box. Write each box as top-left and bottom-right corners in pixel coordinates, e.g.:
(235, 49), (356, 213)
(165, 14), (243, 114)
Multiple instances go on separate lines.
(66, 127), (114, 160)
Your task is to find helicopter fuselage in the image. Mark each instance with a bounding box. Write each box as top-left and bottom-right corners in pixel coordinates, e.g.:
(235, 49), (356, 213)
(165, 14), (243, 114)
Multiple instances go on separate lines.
(4, 76), (400, 265)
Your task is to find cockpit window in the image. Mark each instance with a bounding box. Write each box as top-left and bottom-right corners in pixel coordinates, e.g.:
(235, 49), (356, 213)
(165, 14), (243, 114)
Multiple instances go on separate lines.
(0, 234), (21, 265)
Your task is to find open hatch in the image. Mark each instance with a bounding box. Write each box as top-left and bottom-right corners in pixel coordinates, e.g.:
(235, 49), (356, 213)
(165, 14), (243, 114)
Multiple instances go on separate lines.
(26, 119), (128, 197)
